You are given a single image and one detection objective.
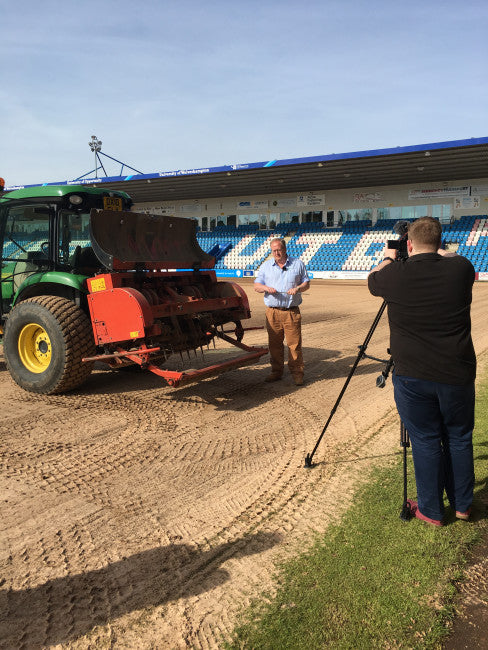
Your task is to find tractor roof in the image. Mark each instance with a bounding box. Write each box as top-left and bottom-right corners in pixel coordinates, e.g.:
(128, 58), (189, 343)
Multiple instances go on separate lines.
(0, 184), (131, 203)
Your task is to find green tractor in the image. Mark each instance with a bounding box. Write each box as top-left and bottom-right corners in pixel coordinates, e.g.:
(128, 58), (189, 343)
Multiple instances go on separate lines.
(0, 185), (133, 393)
(0, 184), (266, 394)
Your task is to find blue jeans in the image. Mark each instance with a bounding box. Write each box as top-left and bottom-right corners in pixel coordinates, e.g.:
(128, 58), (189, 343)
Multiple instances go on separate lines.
(393, 373), (475, 521)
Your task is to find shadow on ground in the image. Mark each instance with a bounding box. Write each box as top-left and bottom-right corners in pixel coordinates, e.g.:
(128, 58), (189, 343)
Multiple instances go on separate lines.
(8, 343), (390, 416)
(0, 530), (281, 647)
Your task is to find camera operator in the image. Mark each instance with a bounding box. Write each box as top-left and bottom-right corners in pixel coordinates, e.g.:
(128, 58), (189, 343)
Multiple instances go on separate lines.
(368, 216), (476, 527)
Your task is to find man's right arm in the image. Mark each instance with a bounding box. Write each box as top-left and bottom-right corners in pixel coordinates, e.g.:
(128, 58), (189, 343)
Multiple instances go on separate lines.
(254, 282), (277, 294)
(368, 245), (397, 277)
(368, 258), (395, 276)
(367, 272), (382, 297)
(254, 265), (276, 293)
(367, 245), (397, 296)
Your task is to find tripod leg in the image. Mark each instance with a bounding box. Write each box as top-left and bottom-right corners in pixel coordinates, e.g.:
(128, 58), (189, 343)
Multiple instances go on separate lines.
(399, 421), (412, 521)
(304, 300), (387, 467)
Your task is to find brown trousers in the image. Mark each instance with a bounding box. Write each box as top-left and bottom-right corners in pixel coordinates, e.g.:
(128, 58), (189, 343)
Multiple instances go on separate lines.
(265, 306), (304, 377)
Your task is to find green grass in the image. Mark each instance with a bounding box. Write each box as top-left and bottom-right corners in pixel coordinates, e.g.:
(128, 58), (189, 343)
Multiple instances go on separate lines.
(227, 375), (488, 649)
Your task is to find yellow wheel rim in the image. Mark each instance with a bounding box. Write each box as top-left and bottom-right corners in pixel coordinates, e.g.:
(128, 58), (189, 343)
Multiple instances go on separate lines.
(18, 323), (52, 373)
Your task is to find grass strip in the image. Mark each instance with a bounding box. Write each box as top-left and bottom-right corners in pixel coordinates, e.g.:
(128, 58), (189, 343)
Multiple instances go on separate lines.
(227, 374), (488, 649)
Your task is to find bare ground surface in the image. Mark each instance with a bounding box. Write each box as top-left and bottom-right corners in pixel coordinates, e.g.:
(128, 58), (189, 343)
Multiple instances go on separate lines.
(1, 279), (488, 649)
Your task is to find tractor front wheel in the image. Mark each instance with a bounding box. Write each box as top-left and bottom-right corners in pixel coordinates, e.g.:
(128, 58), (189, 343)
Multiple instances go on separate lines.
(4, 295), (96, 394)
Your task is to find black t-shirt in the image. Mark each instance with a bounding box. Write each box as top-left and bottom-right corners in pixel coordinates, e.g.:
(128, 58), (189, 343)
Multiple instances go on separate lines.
(368, 253), (476, 385)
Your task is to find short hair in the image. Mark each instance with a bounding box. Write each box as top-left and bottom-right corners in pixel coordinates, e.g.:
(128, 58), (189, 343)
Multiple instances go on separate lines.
(408, 217), (442, 249)
(270, 237), (286, 250)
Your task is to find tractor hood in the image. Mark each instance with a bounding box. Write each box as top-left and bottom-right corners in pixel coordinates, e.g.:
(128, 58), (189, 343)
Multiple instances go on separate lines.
(89, 209), (215, 271)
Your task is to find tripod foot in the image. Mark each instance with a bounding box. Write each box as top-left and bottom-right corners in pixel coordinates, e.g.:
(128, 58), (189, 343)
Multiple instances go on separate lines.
(400, 501), (413, 521)
(304, 454), (314, 468)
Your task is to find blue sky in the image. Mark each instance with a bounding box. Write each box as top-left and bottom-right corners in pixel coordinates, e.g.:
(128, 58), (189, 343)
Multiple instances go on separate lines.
(2, 0), (487, 186)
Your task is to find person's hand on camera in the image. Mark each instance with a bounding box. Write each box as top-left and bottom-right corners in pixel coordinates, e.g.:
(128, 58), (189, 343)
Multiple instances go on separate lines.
(383, 244), (397, 260)
(368, 245), (396, 276)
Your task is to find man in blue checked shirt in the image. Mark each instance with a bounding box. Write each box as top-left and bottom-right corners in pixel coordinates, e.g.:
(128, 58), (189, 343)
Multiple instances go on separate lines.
(254, 238), (310, 385)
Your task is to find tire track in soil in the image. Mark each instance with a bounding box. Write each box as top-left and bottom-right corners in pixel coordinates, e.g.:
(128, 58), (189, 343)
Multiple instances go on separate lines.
(105, 383), (399, 648)
(1, 368), (368, 648)
(1, 370), (396, 644)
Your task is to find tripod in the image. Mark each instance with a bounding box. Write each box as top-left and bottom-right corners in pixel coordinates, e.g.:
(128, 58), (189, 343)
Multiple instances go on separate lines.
(304, 299), (413, 521)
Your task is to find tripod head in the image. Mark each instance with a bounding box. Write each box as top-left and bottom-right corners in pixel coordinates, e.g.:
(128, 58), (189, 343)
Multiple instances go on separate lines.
(388, 220), (410, 261)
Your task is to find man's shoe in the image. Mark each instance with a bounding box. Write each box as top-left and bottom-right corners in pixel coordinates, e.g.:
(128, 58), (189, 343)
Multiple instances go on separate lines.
(456, 508), (471, 521)
(265, 373), (282, 383)
(407, 499), (443, 527)
(293, 375), (304, 386)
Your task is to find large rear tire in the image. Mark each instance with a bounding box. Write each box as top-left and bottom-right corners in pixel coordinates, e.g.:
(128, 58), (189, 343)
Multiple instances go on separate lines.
(4, 295), (96, 394)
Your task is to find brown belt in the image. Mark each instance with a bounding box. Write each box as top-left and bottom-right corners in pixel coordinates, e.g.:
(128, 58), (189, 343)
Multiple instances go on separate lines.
(270, 306), (299, 311)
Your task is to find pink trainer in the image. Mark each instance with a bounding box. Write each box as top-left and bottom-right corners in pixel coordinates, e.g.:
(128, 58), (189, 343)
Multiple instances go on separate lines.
(455, 508), (471, 521)
(407, 499), (443, 527)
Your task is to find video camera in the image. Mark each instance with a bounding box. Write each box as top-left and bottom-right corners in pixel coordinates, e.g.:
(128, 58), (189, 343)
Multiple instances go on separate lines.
(387, 220), (409, 261)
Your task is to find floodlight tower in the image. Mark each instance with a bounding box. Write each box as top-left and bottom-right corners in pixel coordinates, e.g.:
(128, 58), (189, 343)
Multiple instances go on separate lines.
(88, 135), (102, 179)
(73, 137), (142, 182)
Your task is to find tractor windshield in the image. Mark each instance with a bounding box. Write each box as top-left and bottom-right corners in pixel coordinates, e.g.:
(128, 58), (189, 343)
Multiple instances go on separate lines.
(0, 203), (52, 312)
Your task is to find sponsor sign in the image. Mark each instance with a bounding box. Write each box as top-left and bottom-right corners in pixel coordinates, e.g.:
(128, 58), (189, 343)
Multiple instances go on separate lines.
(310, 270), (368, 280)
(354, 192), (382, 202)
(471, 185), (488, 194)
(409, 186), (470, 199)
(297, 194), (325, 207)
(272, 198), (296, 208)
(179, 204), (202, 213)
(157, 205), (176, 215)
(215, 269), (245, 278)
(159, 168), (210, 177)
(237, 200), (269, 209)
(477, 272), (488, 281)
(454, 196), (480, 210)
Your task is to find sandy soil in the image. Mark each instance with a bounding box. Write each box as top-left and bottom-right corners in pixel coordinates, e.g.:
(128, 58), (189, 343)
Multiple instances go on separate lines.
(1, 279), (488, 649)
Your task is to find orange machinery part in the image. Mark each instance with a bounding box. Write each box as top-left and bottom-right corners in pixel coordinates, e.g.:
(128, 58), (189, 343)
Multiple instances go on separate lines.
(86, 271), (249, 346)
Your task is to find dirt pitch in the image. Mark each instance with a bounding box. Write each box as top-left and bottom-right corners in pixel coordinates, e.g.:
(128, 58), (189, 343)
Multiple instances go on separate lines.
(1, 279), (488, 649)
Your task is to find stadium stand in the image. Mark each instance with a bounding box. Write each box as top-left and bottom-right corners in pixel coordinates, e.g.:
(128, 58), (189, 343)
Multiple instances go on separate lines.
(6, 217), (487, 274)
(196, 216), (488, 274)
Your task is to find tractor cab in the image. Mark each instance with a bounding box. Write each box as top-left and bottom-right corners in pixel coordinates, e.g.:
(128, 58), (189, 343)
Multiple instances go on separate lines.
(0, 186), (132, 316)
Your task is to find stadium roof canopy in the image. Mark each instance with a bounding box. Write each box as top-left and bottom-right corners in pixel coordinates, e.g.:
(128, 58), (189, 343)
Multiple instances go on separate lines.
(6, 136), (488, 203)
